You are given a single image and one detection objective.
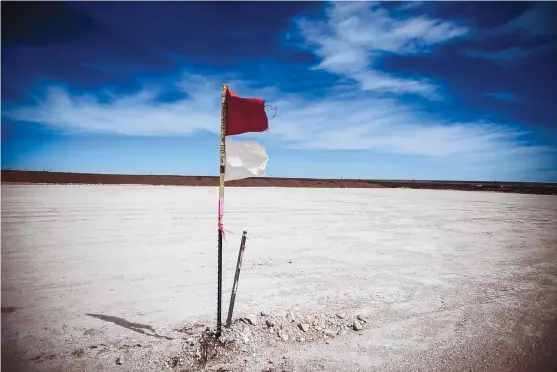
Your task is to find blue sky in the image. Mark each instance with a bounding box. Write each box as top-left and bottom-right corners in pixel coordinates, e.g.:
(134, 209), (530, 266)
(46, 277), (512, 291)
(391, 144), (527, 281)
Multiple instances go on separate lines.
(2, 1), (556, 182)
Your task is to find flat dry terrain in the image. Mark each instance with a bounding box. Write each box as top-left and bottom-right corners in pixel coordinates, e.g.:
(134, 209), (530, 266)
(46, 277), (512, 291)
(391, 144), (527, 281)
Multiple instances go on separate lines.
(3, 170), (557, 195)
(2, 184), (557, 372)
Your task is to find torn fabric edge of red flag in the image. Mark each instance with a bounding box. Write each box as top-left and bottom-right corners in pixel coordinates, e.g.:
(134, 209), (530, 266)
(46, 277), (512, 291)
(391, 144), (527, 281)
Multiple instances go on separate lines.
(265, 104), (277, 120)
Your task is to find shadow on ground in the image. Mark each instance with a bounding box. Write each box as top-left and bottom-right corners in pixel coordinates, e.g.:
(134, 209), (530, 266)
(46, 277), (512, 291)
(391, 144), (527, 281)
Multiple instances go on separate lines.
(2, 306), (20, 314)
(86, 313), (173, 340)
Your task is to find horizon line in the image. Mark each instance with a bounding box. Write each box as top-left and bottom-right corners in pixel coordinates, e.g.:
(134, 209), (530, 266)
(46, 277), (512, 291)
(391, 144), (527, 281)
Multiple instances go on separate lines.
(2, 169), (556, 187)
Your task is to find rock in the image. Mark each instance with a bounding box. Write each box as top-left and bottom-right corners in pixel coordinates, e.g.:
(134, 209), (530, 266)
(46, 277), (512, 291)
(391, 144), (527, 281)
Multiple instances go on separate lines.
(266, 319), (275, 328)
(269, 327), (275, 334)
(336, 312), (346, 319)
(186, 337), (195, 346)
(338, 329), (348, 336)
(323, 329), (336, 337)
(357, 314), (367, 323)
(278, 330), (289, 341)
(244, 314), (258, 326)
(261, 311), (269, 317)
(316, 326), (322, 331)
(299, 337), (306, 342)
(170, 356), (180, 368)
(353, 320), (363, 331)
(72, 348), (85, 357)
(116, 356), (124, 365)
(285, 312), (296, 323)
(299, 323), (310, 332)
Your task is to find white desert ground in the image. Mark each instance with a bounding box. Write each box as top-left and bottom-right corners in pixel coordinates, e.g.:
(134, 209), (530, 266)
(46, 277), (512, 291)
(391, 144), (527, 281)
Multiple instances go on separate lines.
(1, 184), (557, 372)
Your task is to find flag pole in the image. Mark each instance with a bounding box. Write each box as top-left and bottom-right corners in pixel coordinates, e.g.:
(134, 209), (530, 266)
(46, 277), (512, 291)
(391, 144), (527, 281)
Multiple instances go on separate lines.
(216, 83), (227, 337)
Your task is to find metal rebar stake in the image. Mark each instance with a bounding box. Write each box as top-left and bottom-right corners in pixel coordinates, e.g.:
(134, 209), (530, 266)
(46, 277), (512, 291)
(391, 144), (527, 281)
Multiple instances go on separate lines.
(226, 231), (248, 328)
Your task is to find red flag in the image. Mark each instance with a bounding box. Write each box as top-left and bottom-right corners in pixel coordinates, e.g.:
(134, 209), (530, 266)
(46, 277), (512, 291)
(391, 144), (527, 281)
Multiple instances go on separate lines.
(225, 87), (269, 136)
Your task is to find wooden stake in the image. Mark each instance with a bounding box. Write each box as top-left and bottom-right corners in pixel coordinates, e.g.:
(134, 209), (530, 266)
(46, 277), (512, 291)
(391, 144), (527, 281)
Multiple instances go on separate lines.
(217, 83), (227, 337)
(226, 231), (248, 328)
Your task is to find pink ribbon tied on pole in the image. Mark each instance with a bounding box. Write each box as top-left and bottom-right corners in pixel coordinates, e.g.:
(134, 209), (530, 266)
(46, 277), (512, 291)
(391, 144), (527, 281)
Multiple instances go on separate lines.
(218, 197), (233, 242)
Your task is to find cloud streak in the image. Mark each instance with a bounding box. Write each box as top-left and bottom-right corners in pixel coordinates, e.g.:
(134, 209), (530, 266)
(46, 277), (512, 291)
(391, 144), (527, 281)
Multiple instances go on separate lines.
(3, 2), (555, 181)
(4, 73), (554, 180)
(293, 2), (469, 99)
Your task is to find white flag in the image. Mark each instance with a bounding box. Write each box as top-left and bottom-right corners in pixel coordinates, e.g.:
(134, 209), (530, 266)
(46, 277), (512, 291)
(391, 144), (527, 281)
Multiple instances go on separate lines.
(225, 138), (269, 182)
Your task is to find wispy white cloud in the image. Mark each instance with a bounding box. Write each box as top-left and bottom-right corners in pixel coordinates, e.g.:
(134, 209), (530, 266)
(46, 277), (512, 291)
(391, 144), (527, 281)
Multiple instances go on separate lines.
(294, 2), (469, 99)
(7, 83), (218, 136)
(3, 2), (555, 181)
(4, 73), (554, 180)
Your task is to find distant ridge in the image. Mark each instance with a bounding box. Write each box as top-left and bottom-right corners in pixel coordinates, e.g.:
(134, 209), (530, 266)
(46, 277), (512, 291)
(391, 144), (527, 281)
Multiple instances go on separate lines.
(2, 170), (556, 195)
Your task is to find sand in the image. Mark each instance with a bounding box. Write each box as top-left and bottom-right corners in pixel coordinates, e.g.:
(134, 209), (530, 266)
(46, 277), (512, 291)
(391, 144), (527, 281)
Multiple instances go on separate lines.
(2, 184), (557, 371)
